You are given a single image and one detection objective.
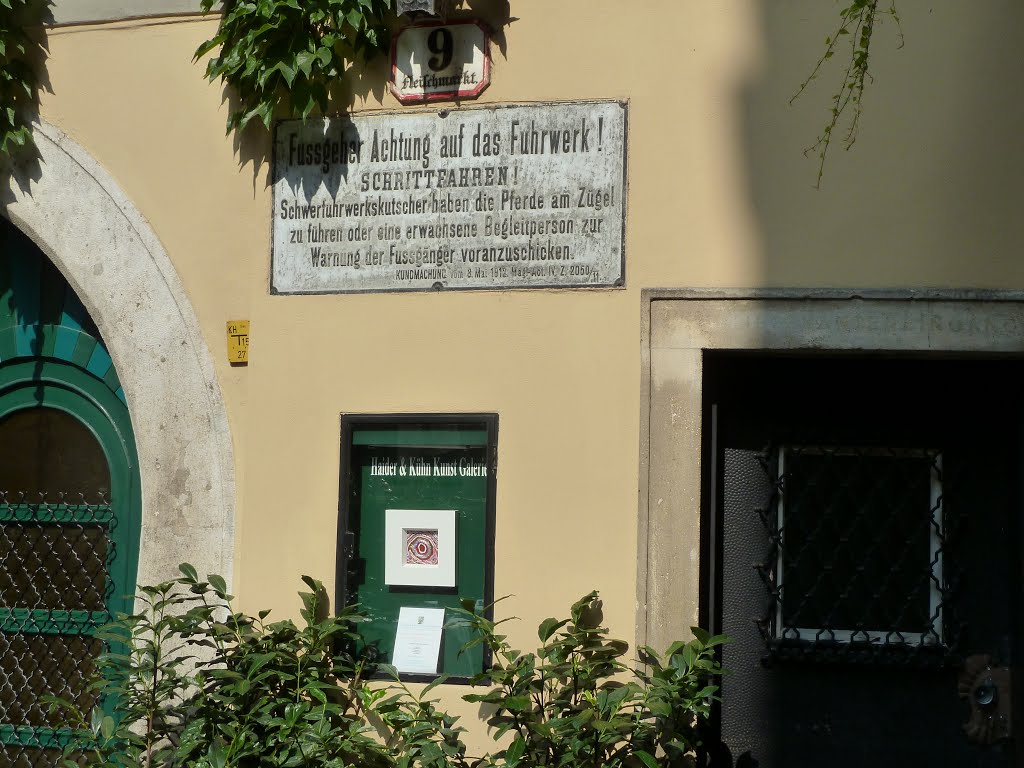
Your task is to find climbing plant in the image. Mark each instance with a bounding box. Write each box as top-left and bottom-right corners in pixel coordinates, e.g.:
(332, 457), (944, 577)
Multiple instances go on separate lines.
(194, 0), (395, 135)
(0, 0), (46, 157)
(793, 0), (903, 187)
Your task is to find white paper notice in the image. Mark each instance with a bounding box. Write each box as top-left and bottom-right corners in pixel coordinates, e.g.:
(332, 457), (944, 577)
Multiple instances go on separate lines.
(392, 606), (446, 675)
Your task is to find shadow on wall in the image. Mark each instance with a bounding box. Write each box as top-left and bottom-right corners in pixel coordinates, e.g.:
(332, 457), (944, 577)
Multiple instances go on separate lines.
(739, 0), (1024, 289)
(230, 0), (514, 186)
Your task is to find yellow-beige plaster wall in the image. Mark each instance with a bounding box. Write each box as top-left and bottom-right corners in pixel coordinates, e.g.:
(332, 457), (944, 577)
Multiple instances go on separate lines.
(32, 0), (1024, 735)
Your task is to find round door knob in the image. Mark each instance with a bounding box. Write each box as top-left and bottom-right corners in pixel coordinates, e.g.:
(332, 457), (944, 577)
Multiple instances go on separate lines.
(974, 679), (998, 709)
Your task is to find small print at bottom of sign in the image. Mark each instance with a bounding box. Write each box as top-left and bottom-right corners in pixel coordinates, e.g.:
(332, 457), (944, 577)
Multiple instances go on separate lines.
(392, 606), (446, 675)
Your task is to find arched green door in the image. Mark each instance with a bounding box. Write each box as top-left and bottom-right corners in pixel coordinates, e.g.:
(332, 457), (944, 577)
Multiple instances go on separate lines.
(0, 220), (141, 767)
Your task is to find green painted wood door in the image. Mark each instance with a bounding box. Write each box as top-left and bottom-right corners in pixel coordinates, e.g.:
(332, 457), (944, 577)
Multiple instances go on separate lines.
(1, 220), (141, 766)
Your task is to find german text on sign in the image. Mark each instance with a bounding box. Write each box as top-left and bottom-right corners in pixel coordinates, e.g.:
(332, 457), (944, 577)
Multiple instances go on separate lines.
(272, 101), (628, 294)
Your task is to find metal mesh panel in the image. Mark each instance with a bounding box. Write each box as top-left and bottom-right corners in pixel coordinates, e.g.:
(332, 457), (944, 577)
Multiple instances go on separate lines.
(3, 746), (83, 767)
(755, 445), (963, 665)
(0, 491), (114, 757)
(0, 633), (103, 727)
(0, 524), (109, 612)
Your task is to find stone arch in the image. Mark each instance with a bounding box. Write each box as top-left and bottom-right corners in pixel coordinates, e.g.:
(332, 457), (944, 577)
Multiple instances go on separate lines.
(1, 120), (235, 591)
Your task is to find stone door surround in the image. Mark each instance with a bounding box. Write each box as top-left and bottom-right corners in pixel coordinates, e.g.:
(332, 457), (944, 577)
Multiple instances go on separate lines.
(639, 289), (1024, 651)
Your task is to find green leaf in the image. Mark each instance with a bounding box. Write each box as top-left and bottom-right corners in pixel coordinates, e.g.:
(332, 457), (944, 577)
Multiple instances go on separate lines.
(207, 739), (227, 768)
(690, 626), (710, 645)
(635, 750), (660, 768)
(295, 50), (315, 77)
(505, 736), (526, 765)
(538, 617), (568, 642)
(89, 707), (103, 735)
(193, 36), (224, 61)
(179, 562), (199, 582)
(503, 695), (532, 712)
(308, 685), (328, 704)
(570, 590), (600, 624)
(421, 672), (450, 696)
(646, 699), (671, 717)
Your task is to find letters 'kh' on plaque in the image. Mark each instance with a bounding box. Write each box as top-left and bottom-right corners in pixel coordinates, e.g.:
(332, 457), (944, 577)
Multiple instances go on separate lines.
(226, 320), (249, 364)
(390, 21), (490, 104)
(272, 101), (628, 294)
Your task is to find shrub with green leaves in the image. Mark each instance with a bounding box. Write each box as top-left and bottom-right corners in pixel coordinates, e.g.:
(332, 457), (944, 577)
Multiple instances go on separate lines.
(374, 675), (475, 768)
(52, 572), (725, 768)
(51, 565), (389, 768)
(452, 592), (727, 768)
(0, 0), (46, 157)
(194, 0), (395, 134)
(45, 577), (197, 767)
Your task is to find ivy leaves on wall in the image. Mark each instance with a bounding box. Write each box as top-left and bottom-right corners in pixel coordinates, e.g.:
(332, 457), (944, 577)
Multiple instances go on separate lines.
(0, 0), (46, 157)
(792, 0), (903, 187)
(194, 0), (395, 135)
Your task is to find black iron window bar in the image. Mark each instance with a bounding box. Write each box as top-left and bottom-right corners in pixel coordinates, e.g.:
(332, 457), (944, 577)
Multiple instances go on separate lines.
(0, 491), (116, 767)
(755, 445), (963, 666)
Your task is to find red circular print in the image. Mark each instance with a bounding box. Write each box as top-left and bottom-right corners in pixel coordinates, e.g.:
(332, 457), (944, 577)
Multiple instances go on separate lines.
(405, 529), (439, 565)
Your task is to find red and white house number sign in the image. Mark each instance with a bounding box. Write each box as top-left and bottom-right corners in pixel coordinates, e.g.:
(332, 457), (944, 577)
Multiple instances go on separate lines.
(390, 20), (491, 104)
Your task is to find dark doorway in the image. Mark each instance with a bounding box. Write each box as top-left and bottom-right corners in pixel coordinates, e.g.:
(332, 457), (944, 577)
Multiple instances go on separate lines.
(702, 353), (1023, 767)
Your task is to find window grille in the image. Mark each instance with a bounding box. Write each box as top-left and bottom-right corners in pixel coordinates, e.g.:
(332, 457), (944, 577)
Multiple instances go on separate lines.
(755, 445), (963, 666)
(0, 491), (115, 765)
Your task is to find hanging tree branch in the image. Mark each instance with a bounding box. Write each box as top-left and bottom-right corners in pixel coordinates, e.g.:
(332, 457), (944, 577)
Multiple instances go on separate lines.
(791, 0), (903, 188)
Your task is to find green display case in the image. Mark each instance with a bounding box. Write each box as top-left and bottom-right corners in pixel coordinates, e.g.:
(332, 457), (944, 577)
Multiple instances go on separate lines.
(337, 414), (497, 682)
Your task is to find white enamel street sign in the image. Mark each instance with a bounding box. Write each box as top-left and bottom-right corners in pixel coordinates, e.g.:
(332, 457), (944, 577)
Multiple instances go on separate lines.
(271, 101), (628, 294)
(391, 21), (490, 104)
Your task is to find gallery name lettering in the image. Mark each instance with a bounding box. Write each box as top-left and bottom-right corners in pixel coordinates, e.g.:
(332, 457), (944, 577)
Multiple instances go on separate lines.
(370, 457), (488, 477)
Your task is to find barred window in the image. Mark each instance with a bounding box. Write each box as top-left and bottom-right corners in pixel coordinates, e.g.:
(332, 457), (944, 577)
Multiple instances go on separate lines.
(760, 444), (952, 662)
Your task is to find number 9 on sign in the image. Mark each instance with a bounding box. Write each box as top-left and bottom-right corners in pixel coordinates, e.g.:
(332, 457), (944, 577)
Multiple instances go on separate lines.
(427, 27), (454, 72)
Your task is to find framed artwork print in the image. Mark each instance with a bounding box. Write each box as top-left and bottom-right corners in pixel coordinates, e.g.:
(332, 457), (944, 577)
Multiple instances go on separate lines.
(384, 509), (457, 587)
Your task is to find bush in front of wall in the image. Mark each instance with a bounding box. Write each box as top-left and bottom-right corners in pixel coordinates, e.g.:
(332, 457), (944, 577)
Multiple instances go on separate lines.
(51, 566), (726, 768)
(50, 565), (389, 768)
(446, 592), (726, 768)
